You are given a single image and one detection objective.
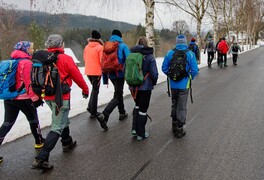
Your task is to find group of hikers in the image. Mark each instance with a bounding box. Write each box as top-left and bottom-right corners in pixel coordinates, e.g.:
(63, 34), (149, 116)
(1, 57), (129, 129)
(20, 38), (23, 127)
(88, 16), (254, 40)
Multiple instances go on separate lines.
(189, 35), (242, 68)
(0, 29), (240, 171)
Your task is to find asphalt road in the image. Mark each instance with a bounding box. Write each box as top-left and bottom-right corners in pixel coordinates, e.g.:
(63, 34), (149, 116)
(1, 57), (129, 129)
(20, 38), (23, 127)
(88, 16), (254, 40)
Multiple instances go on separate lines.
(1, 46), (264, 180)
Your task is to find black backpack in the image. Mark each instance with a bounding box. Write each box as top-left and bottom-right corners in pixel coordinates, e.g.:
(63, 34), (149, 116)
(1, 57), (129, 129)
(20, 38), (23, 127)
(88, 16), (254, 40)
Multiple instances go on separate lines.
(31, 50), (59, 97)
(167, 49), (189, 82)
(232, 45), (239, 52)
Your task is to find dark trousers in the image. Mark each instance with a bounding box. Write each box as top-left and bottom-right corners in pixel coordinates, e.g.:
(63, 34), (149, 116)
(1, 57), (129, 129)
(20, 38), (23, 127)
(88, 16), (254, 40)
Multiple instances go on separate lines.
(87, 75), (101, 115)
(219, 53), (227, 66)
(134, 90), (152, 113)
(171, 89), (189, 128)
(207, 52), (214, 66)
(233, 54), (238, 64)
(104, 78), (126, 115)
(0, 99), (43, 145)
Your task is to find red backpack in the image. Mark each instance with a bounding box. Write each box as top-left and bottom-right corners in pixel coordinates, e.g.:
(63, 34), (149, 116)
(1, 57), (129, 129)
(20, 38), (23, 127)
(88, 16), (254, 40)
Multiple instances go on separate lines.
(101, 41), (122, 73)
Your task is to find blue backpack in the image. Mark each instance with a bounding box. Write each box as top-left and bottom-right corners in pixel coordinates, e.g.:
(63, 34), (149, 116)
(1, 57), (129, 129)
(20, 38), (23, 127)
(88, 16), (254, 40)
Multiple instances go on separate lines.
(0, 59), (26, 100)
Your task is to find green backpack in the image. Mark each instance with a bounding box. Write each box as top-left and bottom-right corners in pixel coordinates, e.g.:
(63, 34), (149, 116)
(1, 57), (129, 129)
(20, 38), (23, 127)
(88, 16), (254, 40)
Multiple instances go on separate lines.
(125, 52), (144, 86)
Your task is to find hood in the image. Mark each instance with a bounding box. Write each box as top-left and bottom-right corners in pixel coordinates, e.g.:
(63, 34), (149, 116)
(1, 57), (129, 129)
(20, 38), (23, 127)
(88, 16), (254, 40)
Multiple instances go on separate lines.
(10, 50), (32, 60)
(175, 44), (188, 51)
(109, 35), (123, 43)
(87, 38), (104, 46)
(47, 47), (65, 54)
(130, 45), (154, 55)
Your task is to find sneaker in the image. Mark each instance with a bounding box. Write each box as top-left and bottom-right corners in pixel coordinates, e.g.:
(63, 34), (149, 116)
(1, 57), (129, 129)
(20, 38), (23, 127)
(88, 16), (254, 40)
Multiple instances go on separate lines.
(96, 113), (108, 131)
(136, 132), (149, 141)
(62, 140), (77, 152)
(119, 113), (128, 121)
(0, 156), (3, 163)
(32, 159), (53, 170)
(174, 127), (186, 138)
(131, 130), (137, 137)
(34, 143), (44, 149)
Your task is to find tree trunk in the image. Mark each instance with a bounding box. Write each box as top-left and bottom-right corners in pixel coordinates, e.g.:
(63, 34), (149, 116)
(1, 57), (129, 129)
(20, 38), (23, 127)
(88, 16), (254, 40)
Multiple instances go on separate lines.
(144, 0), (155, 48)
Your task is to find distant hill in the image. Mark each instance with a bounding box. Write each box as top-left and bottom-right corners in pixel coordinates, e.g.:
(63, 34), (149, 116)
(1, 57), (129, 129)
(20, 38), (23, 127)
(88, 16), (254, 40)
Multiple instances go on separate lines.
(15, 10), (137, 32)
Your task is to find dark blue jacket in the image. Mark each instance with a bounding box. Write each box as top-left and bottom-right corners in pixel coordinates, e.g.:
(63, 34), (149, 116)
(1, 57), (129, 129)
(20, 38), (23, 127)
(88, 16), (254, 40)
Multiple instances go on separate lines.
(128, 45), (158, 91)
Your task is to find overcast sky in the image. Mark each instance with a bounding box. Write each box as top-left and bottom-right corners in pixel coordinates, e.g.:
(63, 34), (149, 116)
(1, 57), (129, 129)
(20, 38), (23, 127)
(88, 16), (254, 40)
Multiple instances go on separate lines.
(1, 0), (211, 31)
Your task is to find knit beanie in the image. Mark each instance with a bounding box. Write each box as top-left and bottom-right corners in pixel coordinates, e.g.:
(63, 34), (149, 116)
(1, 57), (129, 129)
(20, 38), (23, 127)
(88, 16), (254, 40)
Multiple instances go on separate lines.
(176, 34), (187, 45)
(45, 34), (64, 48)
(91, 30), (101, 39)
(112, 29), (122, 38)
(191, 38), (196, 42)
(14, 41), (31, 53)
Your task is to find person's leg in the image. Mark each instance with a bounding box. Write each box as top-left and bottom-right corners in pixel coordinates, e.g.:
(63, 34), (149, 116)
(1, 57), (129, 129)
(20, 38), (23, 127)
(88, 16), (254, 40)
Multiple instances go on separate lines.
(0, 100), (19, 145)
(170, 89), (179, 135)
(115, 78), (127, 120)
(207, 53), (211, 67)
(87, 76), (101, 117)
(224, 54), (228, 67)
(19, 99), (44, 147)
(136, 91), (151, 141)
(131, 92), (139, 135)
(175, 89), (189, 138)
(233, 54), (238, 65)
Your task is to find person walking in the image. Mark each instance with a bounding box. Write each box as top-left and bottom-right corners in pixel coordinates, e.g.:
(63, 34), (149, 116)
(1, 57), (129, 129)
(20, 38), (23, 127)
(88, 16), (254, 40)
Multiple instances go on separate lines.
(217, 37), (229, 68)
(96, 29), (130, 130)
(162, 35), (198, 138)
(188, 37), (200, 65)
(129, 36), (158, 141)
(229, 41), (241, 65)
(215, 38), (222, 66)
(204, 35), (215, 67)
(0, 41), (45, 162)
(83, 30), (104, 118)
(32, 34), (89, 170)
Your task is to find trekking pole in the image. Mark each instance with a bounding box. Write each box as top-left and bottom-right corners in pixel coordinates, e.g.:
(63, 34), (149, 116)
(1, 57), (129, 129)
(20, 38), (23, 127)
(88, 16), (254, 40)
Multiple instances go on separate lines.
(167, 77), (171, 97)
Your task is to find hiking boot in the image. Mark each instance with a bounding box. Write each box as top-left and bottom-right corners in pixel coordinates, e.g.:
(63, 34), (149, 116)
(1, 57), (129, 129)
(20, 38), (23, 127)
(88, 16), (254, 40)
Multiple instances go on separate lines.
(96, 113), (108, 131)
(119, 113), (128, 121)
(35, 137), (45, 149)
(62, 140), (77, 152)
(90, 112), (100, 119)
(32, 159), (53, 170)
(34, 143), (44, 149)
(131, 130), (137, 137)
(172, 121), (177, 134)
(174, 127), (186, 138)
(136, 132), (149, 141)
(0, 156), (3, 163)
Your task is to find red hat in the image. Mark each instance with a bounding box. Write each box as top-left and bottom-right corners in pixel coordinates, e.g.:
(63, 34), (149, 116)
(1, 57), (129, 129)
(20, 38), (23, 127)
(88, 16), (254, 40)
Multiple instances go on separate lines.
(191, 37), (196, 42)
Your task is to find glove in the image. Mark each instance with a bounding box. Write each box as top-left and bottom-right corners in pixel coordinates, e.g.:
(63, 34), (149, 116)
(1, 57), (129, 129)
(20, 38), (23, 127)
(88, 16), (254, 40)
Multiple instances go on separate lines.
(82, 92), (89, 99)
(33, 99), (44, 108)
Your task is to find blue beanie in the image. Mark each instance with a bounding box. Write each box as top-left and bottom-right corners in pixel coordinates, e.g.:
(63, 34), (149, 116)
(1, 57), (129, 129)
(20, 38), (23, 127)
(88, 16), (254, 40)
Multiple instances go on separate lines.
(176, 34), (187, 45)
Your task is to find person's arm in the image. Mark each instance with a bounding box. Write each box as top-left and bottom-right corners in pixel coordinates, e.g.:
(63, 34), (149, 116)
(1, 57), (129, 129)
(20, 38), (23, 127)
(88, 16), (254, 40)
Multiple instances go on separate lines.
(162, 50), (173, 75)
(149, 55), (159, 85)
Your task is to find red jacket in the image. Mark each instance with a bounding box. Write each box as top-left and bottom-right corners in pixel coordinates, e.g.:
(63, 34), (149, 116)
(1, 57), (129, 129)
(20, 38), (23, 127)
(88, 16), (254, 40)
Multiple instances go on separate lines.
(11, 50), (39, 102)
(44, 48), (89, 100)
(217, 40), (229, 54)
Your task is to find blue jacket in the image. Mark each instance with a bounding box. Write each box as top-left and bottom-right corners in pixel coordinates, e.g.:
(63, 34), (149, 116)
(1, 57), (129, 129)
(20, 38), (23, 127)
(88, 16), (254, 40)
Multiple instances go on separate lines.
(162, 44), (198, 89)
(103, 35), (130, 83)
(188, 42), (200, 61)
(129, 45), (159, 91)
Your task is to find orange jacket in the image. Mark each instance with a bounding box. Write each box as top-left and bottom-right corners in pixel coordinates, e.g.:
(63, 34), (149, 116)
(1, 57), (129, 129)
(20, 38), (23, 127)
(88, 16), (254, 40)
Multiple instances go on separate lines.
(83, 39), (104, 76)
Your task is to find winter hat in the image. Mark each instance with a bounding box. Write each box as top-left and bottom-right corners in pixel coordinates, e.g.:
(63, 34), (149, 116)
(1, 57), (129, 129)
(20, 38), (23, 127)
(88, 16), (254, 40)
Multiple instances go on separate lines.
(91, 30), (101, 39)
(209, 35), (212, 38)
(191, 37), (196, 42)
(112, 29), (122, 38)
(176, 34), (187, 45)
(45, 34), (64, 48)
(14, 41), (31, 53)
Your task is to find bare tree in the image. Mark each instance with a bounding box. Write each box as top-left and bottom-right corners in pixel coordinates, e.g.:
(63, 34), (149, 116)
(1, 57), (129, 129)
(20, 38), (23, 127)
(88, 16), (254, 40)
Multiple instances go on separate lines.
(172, 20), (190, 35)
(207, 0), (220, 42)
(143, 0), (156, 48)
(156, 0), (210, 49)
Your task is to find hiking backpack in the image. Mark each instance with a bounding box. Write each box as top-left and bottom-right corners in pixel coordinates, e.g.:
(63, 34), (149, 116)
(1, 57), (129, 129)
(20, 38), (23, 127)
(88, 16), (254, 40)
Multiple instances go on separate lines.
(124, 52), (145, 86)
(101, 41), (122, 73)
(188, 44), (196, 53)
(232, 45), (239, 52)
(167, 49), (189, 82)
(0, 59), (26, 100)
(30, 50), (59, 97)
